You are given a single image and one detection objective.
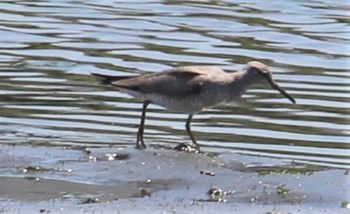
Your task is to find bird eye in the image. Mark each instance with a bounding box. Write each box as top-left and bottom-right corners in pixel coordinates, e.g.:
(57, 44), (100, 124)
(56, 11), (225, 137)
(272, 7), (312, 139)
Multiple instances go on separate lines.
(256, 69), (266, 75)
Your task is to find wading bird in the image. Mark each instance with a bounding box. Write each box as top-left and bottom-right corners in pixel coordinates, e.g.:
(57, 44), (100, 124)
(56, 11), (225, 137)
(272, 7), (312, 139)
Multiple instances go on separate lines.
(93, 61), (295, 151)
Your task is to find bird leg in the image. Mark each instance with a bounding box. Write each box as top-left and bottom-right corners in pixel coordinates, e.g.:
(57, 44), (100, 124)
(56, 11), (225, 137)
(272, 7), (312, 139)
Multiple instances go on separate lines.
(185, 114), (200, 151)
(136, 101), (149, 149)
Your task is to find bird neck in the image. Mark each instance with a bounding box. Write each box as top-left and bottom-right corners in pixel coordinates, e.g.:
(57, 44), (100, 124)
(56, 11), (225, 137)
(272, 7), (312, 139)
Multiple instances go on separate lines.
(227, 69), (257, 101)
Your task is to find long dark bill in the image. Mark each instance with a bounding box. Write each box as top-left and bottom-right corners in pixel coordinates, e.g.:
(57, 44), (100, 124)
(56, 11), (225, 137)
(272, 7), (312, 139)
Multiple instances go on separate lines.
(269, 79), (296, 104)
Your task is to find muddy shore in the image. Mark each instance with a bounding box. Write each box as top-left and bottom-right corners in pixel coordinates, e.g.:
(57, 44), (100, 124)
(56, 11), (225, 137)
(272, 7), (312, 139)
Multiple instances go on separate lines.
(0, 144), (349, 213)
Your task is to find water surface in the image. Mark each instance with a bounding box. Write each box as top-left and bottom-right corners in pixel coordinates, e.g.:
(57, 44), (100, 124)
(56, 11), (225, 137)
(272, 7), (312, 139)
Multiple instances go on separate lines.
(0, 0), (349, 169)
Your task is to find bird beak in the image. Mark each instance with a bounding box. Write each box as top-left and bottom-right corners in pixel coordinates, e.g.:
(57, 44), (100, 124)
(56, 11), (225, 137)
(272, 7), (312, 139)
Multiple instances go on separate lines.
(267, 76), (296, 104)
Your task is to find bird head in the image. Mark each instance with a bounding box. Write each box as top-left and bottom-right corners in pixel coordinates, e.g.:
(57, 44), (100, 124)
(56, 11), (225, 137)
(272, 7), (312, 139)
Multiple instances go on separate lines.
(244, 61), (296, 104)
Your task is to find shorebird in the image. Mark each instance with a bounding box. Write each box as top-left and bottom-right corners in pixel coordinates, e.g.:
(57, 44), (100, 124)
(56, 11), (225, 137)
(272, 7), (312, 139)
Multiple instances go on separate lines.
(92, 61), (295, 150)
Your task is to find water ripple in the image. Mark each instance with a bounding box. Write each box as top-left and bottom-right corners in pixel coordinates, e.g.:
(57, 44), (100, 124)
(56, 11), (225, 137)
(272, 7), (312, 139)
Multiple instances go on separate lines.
(0, 0), (349, 168)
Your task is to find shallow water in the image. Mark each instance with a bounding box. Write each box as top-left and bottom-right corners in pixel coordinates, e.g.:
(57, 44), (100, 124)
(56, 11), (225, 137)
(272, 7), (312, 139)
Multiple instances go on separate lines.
(0, 0), (349, 170)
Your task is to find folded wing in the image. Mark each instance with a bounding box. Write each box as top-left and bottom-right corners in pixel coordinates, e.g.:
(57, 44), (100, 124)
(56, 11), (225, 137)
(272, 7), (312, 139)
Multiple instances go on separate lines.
(92, 66), (226, 97)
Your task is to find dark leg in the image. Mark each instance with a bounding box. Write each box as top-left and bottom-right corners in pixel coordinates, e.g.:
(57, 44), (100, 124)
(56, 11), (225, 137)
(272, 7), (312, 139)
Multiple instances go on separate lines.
(185, 114), (200, 151)
(136, 101), (149, 149)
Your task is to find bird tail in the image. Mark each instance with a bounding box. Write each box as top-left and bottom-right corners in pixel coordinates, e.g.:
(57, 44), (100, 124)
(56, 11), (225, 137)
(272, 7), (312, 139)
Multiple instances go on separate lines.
(91, 73), (132, 84)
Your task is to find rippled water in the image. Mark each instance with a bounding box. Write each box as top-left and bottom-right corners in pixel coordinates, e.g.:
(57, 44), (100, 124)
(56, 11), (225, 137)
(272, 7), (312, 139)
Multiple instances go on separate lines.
(0, 0), (349, 168)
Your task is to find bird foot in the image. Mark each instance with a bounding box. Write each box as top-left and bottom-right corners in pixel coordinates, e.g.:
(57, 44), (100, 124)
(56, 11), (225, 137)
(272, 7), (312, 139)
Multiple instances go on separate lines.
(136, 132), (147, 149)
(136, 142), (147, 149)
(173, 142), (200, 153)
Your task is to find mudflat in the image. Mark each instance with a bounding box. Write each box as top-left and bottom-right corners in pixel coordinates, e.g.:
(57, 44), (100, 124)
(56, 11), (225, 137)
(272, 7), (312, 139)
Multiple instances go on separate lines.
(0, 144), (348, 213)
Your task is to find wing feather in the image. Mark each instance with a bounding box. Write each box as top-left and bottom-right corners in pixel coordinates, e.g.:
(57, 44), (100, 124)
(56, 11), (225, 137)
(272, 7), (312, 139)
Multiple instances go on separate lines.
(92, 66), (226, 97)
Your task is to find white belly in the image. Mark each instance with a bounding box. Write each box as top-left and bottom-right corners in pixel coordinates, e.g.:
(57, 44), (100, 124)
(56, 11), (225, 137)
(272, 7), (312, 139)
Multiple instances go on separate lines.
(119, 88), (230, 113)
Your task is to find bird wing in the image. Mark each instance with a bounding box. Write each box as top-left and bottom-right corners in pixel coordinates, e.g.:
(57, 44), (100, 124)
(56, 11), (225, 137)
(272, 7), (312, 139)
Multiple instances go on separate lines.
(108, 66), (225, 97)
